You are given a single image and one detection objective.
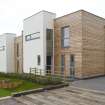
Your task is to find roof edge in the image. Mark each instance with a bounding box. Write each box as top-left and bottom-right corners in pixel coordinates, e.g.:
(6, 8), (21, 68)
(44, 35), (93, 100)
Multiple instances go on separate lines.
(55, 9), (105, 21)
(24, 10), (56, 21)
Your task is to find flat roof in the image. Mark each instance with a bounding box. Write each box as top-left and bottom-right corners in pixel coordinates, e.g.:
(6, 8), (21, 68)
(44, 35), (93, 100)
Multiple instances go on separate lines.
(0, 33), (16, 37)
(55, 9), (105, 21)
(24, 10), (56, 21)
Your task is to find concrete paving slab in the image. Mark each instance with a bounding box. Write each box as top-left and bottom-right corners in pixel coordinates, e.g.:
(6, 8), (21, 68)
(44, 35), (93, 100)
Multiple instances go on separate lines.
(71, 76), (105, 91)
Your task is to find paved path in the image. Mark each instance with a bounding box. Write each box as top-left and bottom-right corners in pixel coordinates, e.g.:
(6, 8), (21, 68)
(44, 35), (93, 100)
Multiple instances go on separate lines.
(71, 76), (105, 91)
(1, 86), (105, 105)
(0, 98), (25, 105)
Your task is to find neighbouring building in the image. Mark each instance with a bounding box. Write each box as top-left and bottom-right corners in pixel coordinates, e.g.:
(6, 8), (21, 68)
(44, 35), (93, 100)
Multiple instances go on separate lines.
(14, 35), (23, 73)
(54, 10), (105, 79)
(0, 33), (16, 73)
(23, 11), (56, 74)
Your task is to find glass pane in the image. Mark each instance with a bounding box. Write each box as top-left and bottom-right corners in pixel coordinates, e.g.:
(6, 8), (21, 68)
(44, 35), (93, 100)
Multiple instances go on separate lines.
(37, 55), (41, 65)
(63, 27), (69, 38)
(47, 29), (53, 40)
(25, 35), (31, 41)
(31, 32), (40, 39)
(61, 55), (65, 72)
(64, 39), (70, 47)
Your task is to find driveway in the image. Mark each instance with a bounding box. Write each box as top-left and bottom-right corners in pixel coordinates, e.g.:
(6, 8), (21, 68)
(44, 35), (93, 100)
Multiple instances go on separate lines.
(0, 86), (105, 105)
(0, 98), (25, 105)
(71, 76), (105, 91)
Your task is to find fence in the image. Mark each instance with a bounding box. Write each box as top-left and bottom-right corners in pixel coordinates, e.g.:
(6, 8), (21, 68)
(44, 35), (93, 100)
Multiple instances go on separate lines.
(29, 65), (75, 81)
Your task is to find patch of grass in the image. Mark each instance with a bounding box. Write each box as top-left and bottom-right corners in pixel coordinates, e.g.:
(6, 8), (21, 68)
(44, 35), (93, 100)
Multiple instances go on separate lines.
(0, 89), (11, 97)
(0, 77), (43, 97)
(0, 73), (63, 97)
(11, 81), (43, 92)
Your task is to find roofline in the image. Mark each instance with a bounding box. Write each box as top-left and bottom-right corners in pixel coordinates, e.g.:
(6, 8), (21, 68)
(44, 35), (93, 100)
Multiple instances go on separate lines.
(0, 33), (16, 37)
(24, 10), (56, 21)
(82, 10), (105, 21)
(55, 10), (82, 20)
(55, 9), (105, 21)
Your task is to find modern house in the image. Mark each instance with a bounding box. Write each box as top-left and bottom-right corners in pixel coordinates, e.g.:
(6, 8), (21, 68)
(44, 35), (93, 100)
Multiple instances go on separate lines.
(54, 10), (105, 79)
(0, 10), (105, 79)
(14, 35), (23, 73)
(23, 11), (56, 74)
(0, 33), (16, 73)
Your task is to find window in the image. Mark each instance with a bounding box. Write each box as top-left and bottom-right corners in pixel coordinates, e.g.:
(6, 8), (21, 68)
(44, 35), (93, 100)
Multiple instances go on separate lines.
(31, 32), (40, 39)
(17, 60), (19, 73)
(61, 26), (70, 48)
(25, 32), (40, 41)
(37, 55), (41, 65)
(47, 29), (53, 40)
(25, 35), (31, 41)
(17, 43), (19, 57)
(61, 55), (65, 74)
(70, 54), (75, 66)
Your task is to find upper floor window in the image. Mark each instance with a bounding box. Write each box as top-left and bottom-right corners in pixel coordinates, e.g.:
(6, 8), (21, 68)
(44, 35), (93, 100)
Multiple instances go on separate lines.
(46, 29), (53, 40)
(25, 35), (31, 41)
(61, 26), (70, 48)
(25, 32), (40, 41)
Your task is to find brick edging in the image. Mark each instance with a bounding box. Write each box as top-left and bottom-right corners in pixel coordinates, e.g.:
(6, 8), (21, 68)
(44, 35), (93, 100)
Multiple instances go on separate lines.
(0, 96), (11, 101)
(12, 83), (69, 97)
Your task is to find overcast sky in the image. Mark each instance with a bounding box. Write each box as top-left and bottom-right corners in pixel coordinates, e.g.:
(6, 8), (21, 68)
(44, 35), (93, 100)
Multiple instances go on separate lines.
(0, 0), (105, 35)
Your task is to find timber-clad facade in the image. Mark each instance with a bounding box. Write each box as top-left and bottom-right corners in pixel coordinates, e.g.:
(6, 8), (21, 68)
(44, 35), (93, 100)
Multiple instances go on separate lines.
(54, 10), (105, 79)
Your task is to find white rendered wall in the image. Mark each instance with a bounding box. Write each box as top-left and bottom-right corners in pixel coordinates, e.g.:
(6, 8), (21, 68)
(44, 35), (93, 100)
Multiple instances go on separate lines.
(0, 33), (16, 73)
(0, 36), (7, 73)
(23, 11), (56, 74)
(6, 34), (16, 73)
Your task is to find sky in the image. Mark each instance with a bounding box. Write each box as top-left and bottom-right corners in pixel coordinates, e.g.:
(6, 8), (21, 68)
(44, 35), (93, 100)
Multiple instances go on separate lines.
(0, 0), (105, 36)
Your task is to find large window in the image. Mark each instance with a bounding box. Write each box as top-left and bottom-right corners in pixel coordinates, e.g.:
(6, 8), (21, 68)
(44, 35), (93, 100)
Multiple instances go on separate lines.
(37, 55), (41, 65)
(47, 29), (53, 40)
(61, 26), (70, 48)
(61, 55), (65, 74)
(25, 32), (40, 41)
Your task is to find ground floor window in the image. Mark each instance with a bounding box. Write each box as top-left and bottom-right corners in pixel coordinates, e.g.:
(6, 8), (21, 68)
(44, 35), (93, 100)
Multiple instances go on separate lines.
(70, 54), (75, 79)
(37, 55), (41, 65)
(70, 54), (75, 66)
(61, 55), (65, 74)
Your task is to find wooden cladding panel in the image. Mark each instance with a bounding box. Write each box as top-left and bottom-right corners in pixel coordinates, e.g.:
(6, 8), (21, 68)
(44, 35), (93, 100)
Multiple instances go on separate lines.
(54, 11), (83, 78)
(54, 10), (105, 79)
(82, 11), (105, 78)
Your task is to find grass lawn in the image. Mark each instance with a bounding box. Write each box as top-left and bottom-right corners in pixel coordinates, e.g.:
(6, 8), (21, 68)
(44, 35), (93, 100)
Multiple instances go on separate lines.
(0, 76), (44, 97)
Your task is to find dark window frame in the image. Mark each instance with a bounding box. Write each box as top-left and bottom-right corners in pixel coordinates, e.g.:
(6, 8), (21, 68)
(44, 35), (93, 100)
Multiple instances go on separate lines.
(25, 32), (40, 41)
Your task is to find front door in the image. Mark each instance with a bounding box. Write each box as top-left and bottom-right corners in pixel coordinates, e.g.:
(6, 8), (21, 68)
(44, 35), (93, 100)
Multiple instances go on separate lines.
(70, 55), (75, 79)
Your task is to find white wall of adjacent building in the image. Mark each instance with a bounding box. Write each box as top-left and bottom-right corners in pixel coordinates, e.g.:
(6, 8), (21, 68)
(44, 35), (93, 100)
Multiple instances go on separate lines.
(0, 33), (16, 73)
(23, 11), (56, 74)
